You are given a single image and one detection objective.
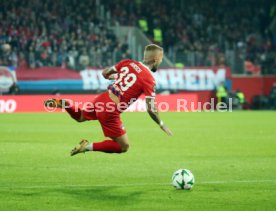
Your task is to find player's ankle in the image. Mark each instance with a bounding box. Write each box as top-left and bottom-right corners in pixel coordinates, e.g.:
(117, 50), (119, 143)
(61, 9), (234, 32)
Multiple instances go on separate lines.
(85, 143), (93, 151)
(60, 99), (70, 107)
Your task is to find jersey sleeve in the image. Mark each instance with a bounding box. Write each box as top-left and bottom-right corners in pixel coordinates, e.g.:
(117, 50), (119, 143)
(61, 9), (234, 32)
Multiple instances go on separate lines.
(143, 79), (156, 98)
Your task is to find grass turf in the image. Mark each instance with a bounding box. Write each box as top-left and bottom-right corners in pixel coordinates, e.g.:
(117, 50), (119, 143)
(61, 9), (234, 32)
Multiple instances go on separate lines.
(0, 111), (276, 210)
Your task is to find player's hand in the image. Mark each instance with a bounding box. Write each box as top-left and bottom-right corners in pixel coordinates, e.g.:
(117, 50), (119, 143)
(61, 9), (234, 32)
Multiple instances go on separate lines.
(102, 67), (117, 79)
(161, 124), (173, 136)
(108, 73), (118, 80)
(102, 69), (110, 79)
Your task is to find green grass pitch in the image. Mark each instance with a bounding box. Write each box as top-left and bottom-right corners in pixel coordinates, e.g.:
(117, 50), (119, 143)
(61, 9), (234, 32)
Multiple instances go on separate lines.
(0, 111), (276, 210)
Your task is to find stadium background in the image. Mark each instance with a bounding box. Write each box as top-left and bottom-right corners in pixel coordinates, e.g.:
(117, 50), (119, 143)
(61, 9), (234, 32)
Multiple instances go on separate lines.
(1, 0), (276, 111)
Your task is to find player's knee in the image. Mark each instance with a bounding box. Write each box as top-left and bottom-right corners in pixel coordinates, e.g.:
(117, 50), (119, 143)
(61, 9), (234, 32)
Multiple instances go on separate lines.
(121, 143), (129, 153)
(76, 115), (86, 122)
(76, 118), (85, 122)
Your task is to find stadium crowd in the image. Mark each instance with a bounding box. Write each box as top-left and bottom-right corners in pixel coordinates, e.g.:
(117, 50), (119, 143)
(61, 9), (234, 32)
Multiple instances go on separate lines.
(0, 0), (130, 70)
(106, 0), (276, 74)
(0, 0), (276, 74)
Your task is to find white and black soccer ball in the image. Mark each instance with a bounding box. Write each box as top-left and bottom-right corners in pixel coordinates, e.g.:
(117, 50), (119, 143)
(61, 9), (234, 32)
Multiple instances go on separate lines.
(172, 169), (195, 190)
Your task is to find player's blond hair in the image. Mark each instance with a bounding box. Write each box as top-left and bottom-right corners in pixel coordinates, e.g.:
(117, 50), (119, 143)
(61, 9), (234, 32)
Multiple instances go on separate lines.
(144, 44), (163, 52)
(144, 44), (163, 61)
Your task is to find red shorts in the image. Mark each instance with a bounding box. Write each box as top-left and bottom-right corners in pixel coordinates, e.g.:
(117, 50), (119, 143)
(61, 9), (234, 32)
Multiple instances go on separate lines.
(82, 92), (126, 138)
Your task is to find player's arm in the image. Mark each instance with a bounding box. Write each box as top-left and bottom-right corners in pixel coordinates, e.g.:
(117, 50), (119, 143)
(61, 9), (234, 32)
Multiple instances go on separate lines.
(145, 97), (173, 136)
(102, 67), (117, 80)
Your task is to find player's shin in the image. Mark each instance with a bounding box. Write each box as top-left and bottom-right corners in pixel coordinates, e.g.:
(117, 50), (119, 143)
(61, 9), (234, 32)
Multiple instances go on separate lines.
(91, 140), (122, 153)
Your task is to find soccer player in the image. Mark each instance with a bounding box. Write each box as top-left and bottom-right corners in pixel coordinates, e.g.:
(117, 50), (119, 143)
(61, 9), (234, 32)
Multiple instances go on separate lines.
(44, 44), (172, 156)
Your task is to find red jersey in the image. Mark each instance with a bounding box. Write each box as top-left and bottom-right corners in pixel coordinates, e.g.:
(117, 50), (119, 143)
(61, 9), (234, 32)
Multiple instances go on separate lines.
(108, 59), (156, 106)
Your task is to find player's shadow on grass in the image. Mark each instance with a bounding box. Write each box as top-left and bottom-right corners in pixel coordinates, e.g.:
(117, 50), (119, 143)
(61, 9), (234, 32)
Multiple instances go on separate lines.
(59, 186), (143, 204)
(11, 186), (144, 205)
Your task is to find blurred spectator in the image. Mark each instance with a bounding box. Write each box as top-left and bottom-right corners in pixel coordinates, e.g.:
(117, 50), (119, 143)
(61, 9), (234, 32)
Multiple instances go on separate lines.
(216, 82), (228, 105)
(236, 90), (245, 105)
(244, 59), (261, 75)
(235, 89), (246, 110)
(66, 49), (77, 70)
(0, 44), (12, 66)
(78, 48), (90, 70)
(27, 48), (36, 69)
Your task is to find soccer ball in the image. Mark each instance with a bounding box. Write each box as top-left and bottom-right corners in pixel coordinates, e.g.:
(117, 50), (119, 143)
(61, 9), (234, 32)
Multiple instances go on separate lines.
(172, 169), (195, 190)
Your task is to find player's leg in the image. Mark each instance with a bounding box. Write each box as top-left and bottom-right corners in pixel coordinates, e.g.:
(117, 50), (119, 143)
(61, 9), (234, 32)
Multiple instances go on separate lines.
(70, 110), (129, 156)
(90, 133), (129, 153)
(44, 98), (86, 122)
(70, 133), (129, 156)
(64, 103), (86, 122)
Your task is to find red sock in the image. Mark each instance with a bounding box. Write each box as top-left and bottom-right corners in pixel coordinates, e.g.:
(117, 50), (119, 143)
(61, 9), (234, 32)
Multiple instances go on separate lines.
(65, 105), (82, 121)
(93, 140), (122, 153)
